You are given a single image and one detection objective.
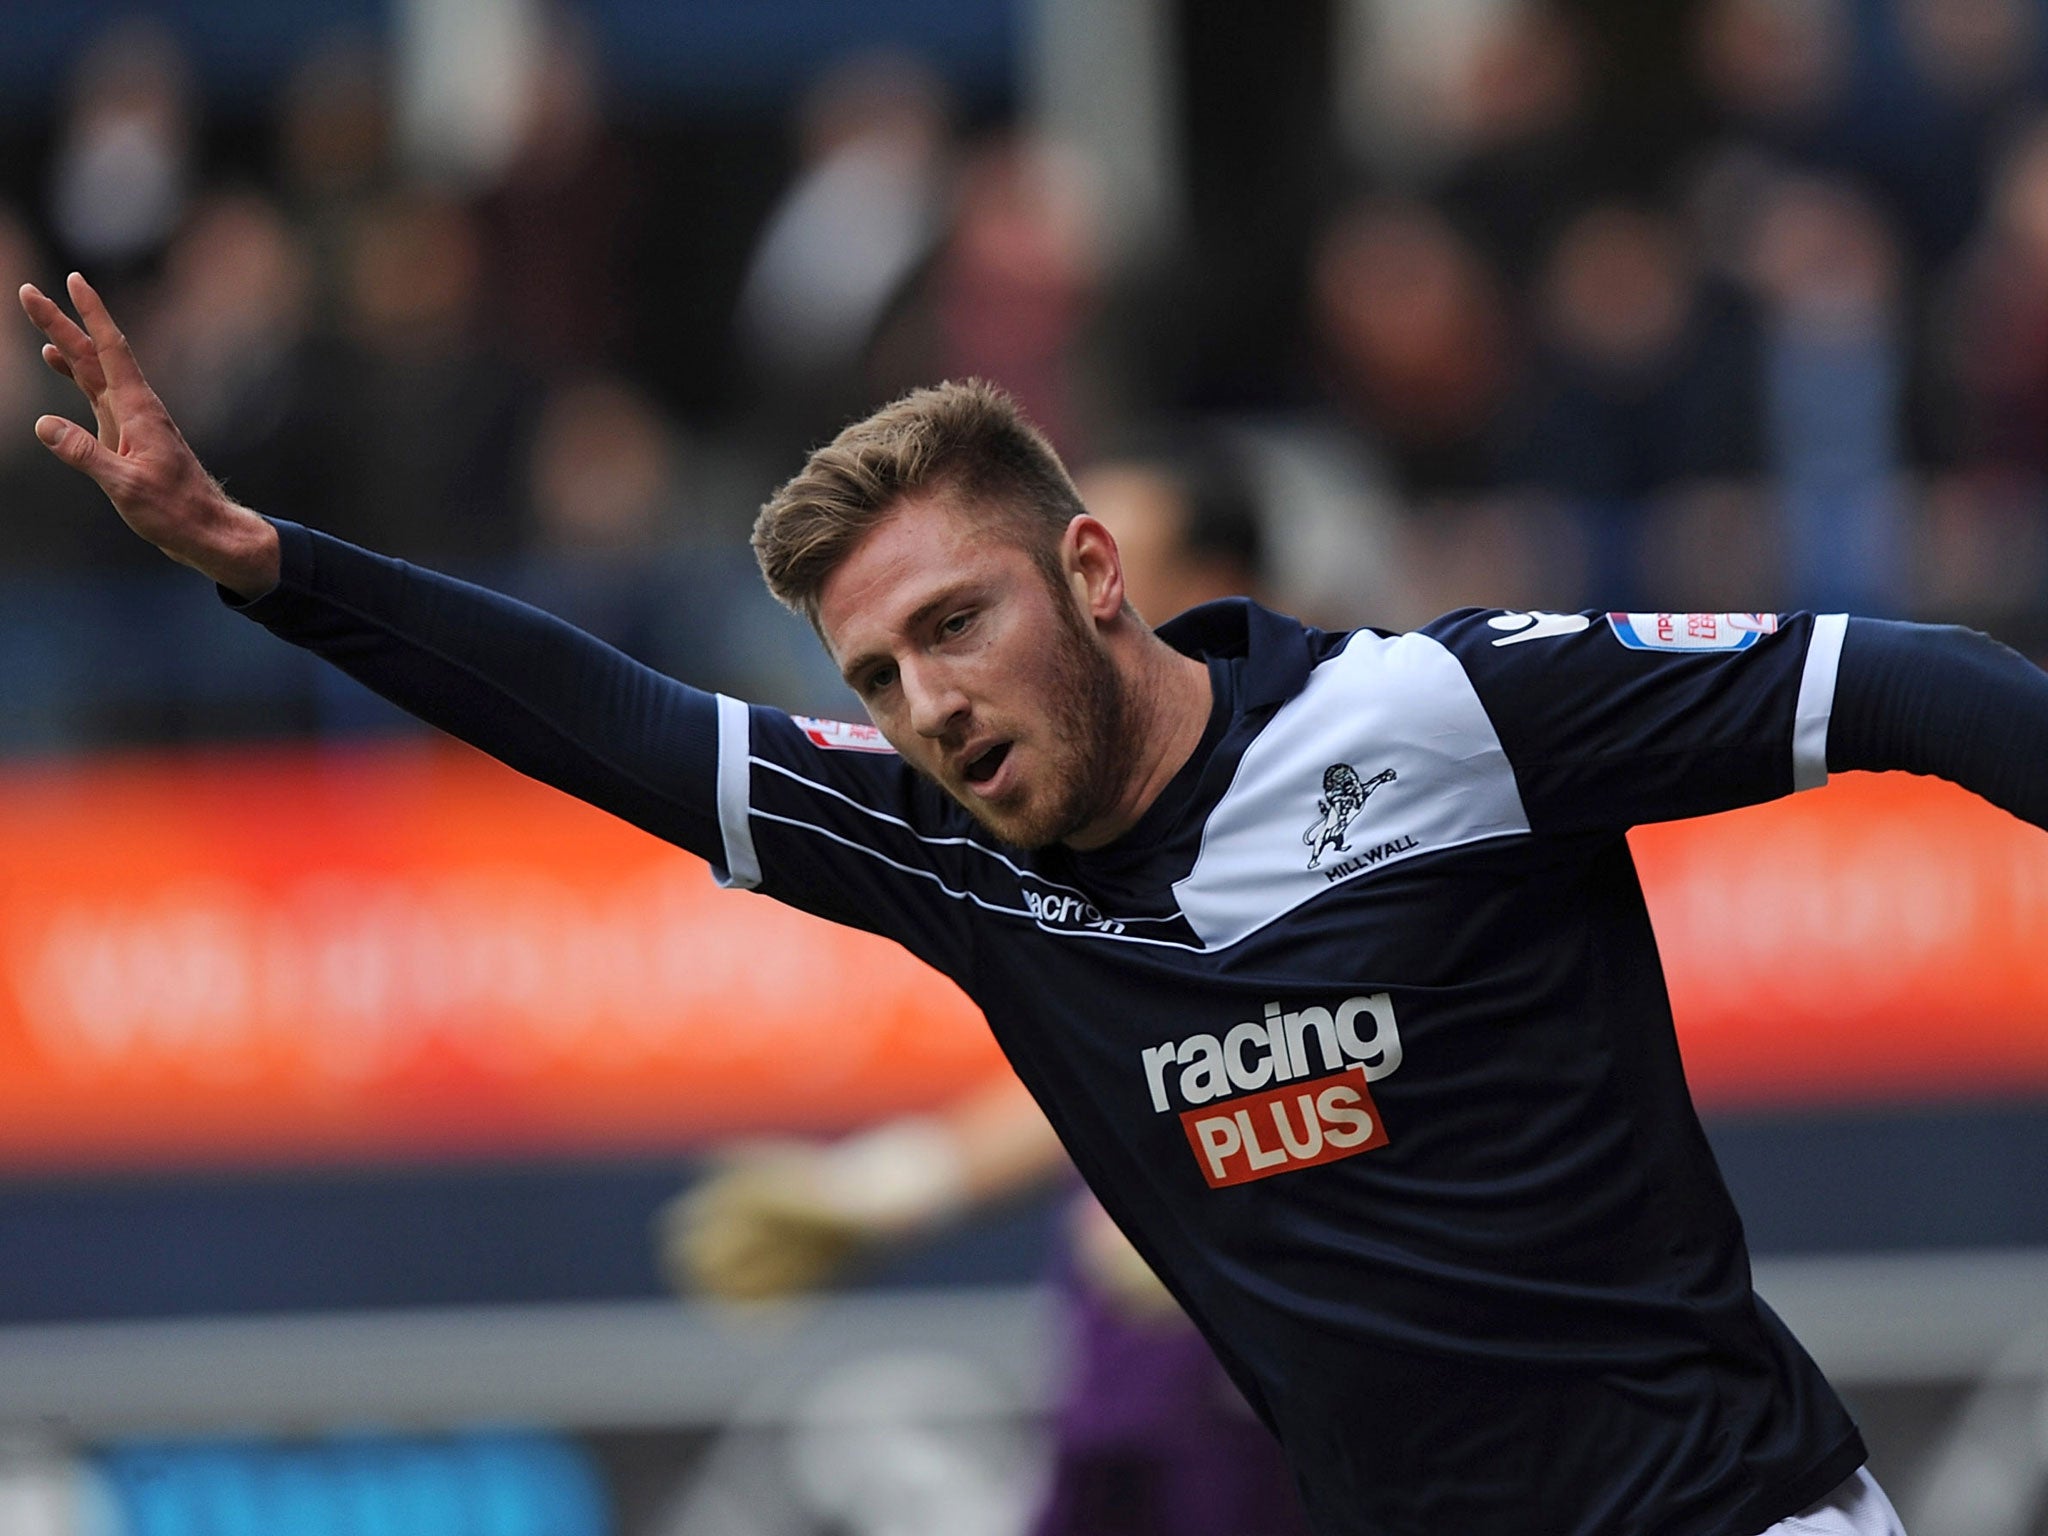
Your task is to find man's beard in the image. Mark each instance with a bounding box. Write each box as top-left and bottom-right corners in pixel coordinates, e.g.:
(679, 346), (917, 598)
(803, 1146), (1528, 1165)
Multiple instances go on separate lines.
(964, 598), (1132, 850)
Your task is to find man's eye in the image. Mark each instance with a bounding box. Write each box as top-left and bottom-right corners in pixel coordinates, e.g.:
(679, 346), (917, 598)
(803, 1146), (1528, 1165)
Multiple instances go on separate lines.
(863, 665), (898, 695)
(940, 611), (974, 638)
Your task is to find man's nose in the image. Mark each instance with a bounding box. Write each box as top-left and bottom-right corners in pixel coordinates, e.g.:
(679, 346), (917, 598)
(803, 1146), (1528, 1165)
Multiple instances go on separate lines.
(902, 659), (968, 738)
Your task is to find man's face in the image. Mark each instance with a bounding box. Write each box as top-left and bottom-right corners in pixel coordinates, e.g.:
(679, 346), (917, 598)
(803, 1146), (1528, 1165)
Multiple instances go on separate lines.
(816, 492), (1131, 849)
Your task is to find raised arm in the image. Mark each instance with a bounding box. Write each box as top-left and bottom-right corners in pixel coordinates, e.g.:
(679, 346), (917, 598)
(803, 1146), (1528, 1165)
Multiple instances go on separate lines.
(19, 273), (280, 597)
(19, 273), (729, 868)
(1828, 617), (2048, 829)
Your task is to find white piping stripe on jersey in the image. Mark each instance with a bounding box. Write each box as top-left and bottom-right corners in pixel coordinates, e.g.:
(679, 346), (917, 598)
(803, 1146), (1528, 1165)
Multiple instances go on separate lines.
(713, 694), (762, 889)
(751, 755), (1054, 878)
(1792, 613), (1848, 793)
(746, 807), (1208, 950)
(747, 754), (1187, 925)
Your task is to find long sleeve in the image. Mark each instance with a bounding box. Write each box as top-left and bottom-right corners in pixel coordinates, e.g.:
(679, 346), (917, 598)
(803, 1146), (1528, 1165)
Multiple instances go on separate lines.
(1826, 616), (2048, 829)
(224, 519), (726, 863)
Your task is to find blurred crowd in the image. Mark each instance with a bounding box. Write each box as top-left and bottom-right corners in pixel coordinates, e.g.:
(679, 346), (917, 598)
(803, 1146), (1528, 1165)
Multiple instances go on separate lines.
(9, 0), (2048, 752)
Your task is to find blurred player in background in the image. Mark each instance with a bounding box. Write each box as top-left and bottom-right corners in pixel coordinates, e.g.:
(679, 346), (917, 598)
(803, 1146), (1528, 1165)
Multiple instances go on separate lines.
(665, 452), (1314, 1536)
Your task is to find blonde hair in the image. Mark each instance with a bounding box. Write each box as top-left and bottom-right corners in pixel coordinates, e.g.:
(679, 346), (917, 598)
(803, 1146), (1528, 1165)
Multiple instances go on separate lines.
(753, 380), (1084, 625)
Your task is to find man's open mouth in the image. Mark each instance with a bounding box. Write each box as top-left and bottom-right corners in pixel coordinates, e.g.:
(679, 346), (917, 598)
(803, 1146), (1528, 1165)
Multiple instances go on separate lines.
(962, 742), (1012, 784)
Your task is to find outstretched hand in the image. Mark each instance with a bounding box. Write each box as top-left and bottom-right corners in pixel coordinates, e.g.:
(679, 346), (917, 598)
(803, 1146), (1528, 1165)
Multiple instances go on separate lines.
(18, 272), (279, 597)
(655, 1144), (875, 1302)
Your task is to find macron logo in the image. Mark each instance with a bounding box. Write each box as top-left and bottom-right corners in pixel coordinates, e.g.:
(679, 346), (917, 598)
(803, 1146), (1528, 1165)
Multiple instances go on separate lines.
(1140, 995), (1403, 1188)
(1023, 890), (1126, 935)
(1487, 611), (1590, 646)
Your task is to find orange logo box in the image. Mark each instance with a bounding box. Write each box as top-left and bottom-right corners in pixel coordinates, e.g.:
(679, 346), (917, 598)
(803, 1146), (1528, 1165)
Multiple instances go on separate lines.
(1179, 1066), (1389, 1188)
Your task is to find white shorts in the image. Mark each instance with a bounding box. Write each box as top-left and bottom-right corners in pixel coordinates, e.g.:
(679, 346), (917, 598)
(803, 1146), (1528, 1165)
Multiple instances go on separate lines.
(1757, 1468), (1907, 1536)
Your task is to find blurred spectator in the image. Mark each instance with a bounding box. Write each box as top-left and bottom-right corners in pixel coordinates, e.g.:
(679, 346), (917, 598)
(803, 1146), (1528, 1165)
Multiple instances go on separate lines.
(1308, 196), (1517, 500)
(1513, 200), (1764, 600)
(1865, 0), (2041, 263)
(1433, 3), (1600, 281)
(140, 189), (343, 530)
(46, 19), (196, 279)
(512, 371), (692, 667)
(1076, 451), (1268, 623)
(473, 10), (637, 377)
(735, 52), (953, 450)
(1935, 115), (2048, 476)
(1212, 416), (1411, 634)
(1691, 0), (1853, 168)
(868, 132), (1119, 463)
(514, 372), (846, 710)
(1895, 0), (2038, 107)
(1684, 0), (1861, 332)
(10, 0), (2048, 749)
(329, 188), (530, 566)
(1922, 115), (2048, 643)
(275, 30), (395, 329)
(526, 373), (683, 557)
(1746, 173), (1909, 613)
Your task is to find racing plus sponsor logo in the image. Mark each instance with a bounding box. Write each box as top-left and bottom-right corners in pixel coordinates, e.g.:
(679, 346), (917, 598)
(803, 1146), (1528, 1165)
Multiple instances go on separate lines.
(1302, 764), (1397, 869)
(1141, 994), (1402, 1187)
(1023, 889), (1127, 935)
(1180, 1070), (1386, 1187)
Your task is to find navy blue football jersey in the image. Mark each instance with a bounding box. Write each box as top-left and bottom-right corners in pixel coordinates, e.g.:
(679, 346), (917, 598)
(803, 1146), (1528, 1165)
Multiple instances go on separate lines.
(712, 601), (1861, 1536)
(236, 525), (1864, 1536)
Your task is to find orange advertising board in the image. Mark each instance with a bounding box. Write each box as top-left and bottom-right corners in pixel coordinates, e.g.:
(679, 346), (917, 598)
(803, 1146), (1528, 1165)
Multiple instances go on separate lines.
(0, 746), (2042, 1170)
(0, 743), (1004, 1169)
(1632, 771), (2048, 1107)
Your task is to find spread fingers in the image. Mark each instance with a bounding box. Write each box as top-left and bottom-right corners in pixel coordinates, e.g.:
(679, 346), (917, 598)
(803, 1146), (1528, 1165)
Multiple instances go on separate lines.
(19, 284), (107, 396)
(65, 272), (146, 395)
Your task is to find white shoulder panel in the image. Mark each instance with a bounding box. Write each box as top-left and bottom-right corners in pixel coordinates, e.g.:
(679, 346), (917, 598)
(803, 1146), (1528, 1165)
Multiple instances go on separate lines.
(1792, 613), (1847, 792)
(712, 693), (761, 890)
(1173, 630), (1529, 950)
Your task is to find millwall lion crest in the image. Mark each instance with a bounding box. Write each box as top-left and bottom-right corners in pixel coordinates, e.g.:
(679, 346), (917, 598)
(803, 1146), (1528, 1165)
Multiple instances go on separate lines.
(1303, 763), (1397, 869)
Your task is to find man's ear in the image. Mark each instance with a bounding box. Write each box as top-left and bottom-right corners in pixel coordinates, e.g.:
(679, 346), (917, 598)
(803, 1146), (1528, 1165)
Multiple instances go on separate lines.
(1064, 514), (1126, 624)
